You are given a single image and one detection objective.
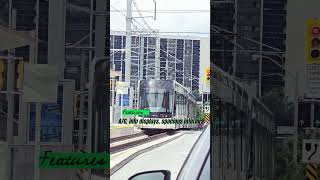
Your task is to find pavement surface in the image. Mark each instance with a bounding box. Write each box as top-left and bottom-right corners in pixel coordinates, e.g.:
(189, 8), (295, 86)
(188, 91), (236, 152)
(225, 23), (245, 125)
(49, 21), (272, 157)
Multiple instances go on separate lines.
(110, 130), (202, 180)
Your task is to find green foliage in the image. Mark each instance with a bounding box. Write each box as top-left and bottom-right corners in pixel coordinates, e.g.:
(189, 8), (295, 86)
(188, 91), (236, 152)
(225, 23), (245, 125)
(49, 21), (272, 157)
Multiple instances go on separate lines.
(262, 89), (304, 179)
(275, 141), (305, 180)
(261, 89), (294, 126)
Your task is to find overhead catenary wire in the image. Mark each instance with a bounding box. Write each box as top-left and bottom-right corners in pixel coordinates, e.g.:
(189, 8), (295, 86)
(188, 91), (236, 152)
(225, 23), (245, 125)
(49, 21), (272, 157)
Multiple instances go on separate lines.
(110, 9), (210, 14)
(211, 25), (283, 53)
(111, 4), (148, 31)
(132, 1), (156, 33)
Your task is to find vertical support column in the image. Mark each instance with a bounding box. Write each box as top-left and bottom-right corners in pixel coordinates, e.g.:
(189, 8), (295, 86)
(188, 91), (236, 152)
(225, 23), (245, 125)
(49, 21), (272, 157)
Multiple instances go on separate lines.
(34, 103), (41, 180)
(79, 51), (86, 150)
(311, 102), (315, 128)
(94, 0), (107, 154)
(258, 55), (262, 98)
(293, 72), (299, 163)
(48, 0), (66, 79)
(129, 87), (134, 108)
(232, 0), (238, 77)
(155, 31), (160, 79)
(139, 36), (144, 80)
(62, 80), (75, 145)
(259, 0), (264, 97)
(166, 41), (169, 79)
(6, 8), (16, 180)
(125, 0), (132, 83)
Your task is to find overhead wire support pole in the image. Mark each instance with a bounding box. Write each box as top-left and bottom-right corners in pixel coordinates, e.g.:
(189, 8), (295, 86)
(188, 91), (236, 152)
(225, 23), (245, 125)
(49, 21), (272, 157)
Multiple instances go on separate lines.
(232, 0), (238, 77)
(259, 0), (264, 98)
(155, 30), (160, 79)
(125, 0), (132, 84)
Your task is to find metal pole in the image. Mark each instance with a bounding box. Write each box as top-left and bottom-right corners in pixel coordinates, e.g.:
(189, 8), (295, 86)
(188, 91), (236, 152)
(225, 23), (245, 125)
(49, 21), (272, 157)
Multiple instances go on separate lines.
(293, 72), (299, 163)
(140, 36), (144, 80)
(202, 84), (204, 113)
(259, 0), (264, 98)
(79, 50), (86, 150)
(259, 57), (262, 97)
(121, 94), (123, 120)
(91, 0), (107, 177)
(112, 65), (115, 125)
(35, 0), (39, 64)
(155, 31), (160, 79)
(232, 0), (238, 77)
(311, 102), (315, 128)
(34, 103), (41, 180)
(48, 0), (66, 79)
(7, 7), (15, 180)
(86, 57), (105, 179)
(125, 0), (132, 83)
(87, 59), (93, 180)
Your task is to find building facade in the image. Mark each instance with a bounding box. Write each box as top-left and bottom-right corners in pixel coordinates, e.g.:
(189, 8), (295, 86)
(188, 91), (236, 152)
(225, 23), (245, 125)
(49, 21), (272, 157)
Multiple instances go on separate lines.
(110, 31), (202, 92)
(211, 0), (287, 96)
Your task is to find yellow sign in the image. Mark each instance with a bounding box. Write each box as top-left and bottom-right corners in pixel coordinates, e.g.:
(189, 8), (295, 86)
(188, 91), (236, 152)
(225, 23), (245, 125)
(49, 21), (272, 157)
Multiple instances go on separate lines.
(305, 19), (320, 64)
(205, 66), (210, 82)
(306, 164), (318, 180)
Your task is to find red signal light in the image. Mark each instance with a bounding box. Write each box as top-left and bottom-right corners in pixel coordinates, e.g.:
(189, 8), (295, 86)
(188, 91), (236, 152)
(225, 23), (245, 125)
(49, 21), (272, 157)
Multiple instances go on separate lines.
(312, 26), (320, 36)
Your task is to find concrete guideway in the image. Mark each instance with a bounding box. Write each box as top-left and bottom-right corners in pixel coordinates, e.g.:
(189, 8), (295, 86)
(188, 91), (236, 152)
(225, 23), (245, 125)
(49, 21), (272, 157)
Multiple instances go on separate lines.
(111, 130), (202, 180)
(110, 134), (148, 148)
(110, 131), (186, 175)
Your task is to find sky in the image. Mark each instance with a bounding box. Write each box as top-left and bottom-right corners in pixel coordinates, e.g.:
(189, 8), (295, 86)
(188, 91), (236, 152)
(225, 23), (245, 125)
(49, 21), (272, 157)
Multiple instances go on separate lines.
(110, 0), (210, 92)
(110, 0), (210, 37)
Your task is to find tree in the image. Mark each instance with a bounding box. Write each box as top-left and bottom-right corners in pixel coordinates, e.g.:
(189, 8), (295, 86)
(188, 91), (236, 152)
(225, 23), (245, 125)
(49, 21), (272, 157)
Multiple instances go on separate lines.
(261, 89), (294, 126)
(192, 90), (202, 101)
(261, 89), (304, 180)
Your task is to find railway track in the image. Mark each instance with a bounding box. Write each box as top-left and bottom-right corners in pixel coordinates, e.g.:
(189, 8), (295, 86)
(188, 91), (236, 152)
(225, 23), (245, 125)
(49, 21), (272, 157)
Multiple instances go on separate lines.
(110, 132), (145, 143)
(110, 132), (172, 154)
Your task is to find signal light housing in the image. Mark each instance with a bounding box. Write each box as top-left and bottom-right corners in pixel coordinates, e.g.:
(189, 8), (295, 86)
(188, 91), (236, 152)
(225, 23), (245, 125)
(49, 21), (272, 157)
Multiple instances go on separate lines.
(305, 19), (320, 64)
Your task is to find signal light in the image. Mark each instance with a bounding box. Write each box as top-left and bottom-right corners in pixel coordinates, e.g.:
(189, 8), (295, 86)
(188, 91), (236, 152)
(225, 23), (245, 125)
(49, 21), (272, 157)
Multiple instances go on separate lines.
(311, 49), (320, 58)
(306, 20), (320, 63)
(312, 38), (320, 47)
(205, 67), (210, 81)
(312, 26), (320, 36)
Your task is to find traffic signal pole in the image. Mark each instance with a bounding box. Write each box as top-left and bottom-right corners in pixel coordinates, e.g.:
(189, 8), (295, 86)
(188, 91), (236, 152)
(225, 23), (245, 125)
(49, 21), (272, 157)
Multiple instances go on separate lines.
(6, 6), (16, 180)
(293, 72), (299, 163)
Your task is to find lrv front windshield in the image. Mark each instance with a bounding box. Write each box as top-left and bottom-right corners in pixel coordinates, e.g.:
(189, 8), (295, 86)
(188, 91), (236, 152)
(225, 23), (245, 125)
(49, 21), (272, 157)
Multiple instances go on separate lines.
(139, 80), (174, 113)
